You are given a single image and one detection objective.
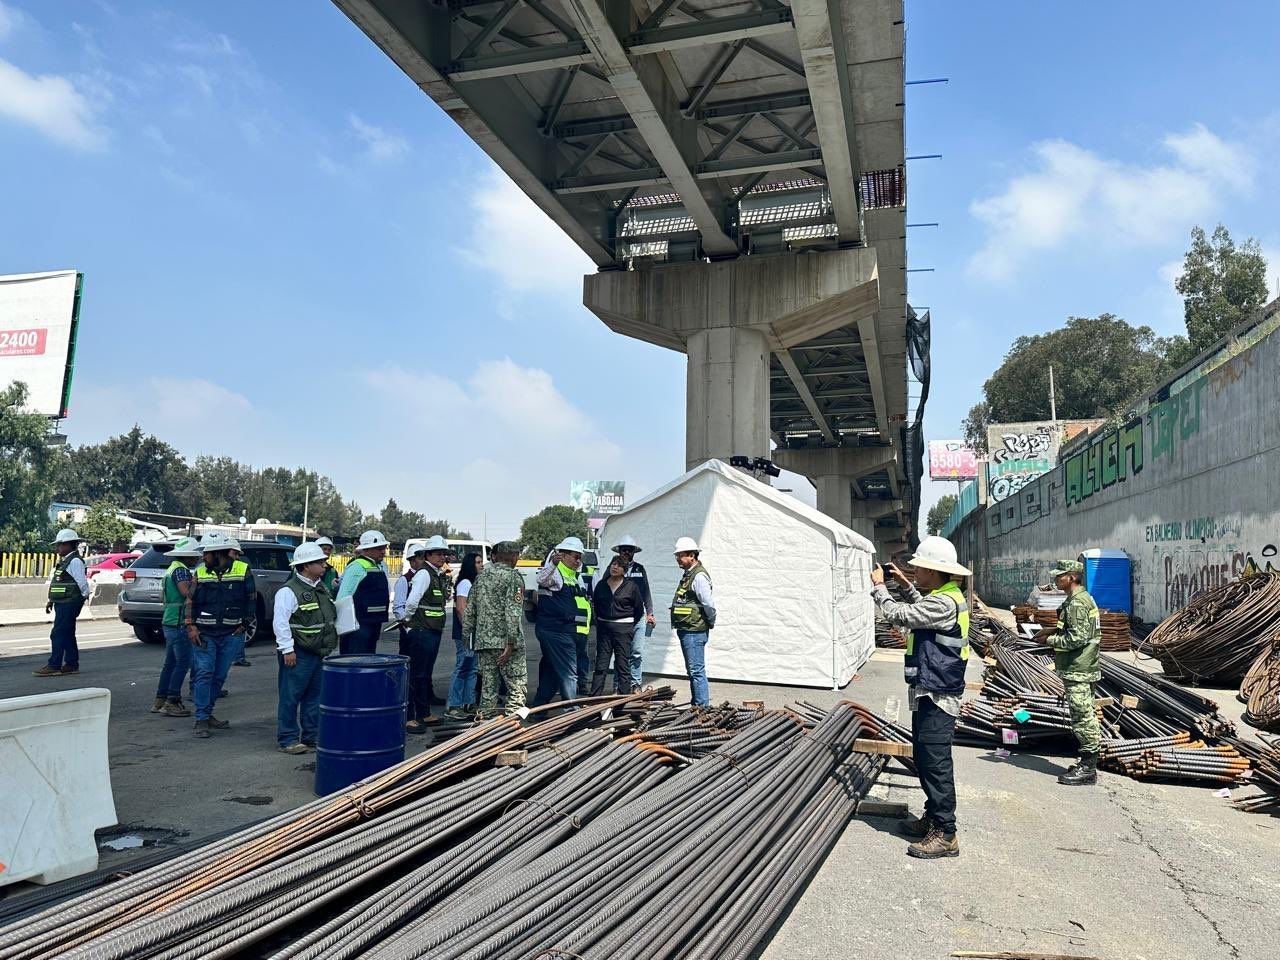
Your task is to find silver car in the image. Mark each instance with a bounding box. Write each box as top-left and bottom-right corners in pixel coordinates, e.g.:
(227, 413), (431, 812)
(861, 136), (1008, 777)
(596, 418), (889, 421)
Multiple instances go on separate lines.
(117, 539), (295, 645)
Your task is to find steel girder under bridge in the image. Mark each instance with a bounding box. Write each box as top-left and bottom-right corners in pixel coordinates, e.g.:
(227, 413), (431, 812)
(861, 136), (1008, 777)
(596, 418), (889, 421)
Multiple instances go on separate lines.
(334, 0), (912, 547)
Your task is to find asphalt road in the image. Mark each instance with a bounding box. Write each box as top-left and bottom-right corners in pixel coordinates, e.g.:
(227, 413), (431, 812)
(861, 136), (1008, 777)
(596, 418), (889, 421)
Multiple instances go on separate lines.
(2, 620), (1278, 959)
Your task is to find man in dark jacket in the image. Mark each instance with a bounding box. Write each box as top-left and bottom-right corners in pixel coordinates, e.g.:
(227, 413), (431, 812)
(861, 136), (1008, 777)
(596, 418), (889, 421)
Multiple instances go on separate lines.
(188, 533), (256, 738)
(611, 536), (656, 689)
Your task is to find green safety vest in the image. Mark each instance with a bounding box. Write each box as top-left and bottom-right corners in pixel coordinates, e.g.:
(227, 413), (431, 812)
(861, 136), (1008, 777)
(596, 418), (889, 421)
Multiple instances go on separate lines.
(283, 573), (339, 656)
(407, 565), (449, 632)
(162, 560), (191, 627)
(562, 562), (592, 636)
(48, 553), (85, 605)
(193, 559), (252, 631)
(671, 562), (712, 632)
(320, 564), (340, 599)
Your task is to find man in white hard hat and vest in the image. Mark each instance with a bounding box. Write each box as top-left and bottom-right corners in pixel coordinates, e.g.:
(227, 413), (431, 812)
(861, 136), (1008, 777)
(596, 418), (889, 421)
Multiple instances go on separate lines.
(871, 534), (971, 860)
(315, 536), (340, 598)
(399, 535), (452, 732)
(531, 536), (593, 707)
(150, 536), (202, 715)
(336, 530), (391, 655)
(612, 535), (656, 689)
(189, 533), (256, 738)
(34, 528), (90, 677)
(274, 542), (340, 754)
(671, 536), (715, 707)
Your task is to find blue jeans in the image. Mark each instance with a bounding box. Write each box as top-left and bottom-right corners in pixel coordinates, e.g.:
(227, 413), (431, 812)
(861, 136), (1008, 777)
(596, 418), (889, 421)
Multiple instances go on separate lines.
(47, 600), (84, 670)
(629, 619), (648, 689)
(575, 632), (591, 698)
(341, 621), (382, 656)
(447, 636), (478, 709)
(400, 627), (442, 721)
(532, 625), (579, 706)
(277, 648), (323, 747)
(191, 633), (236, 720)
(678, 630), (710, 706)
(157, 625), (193, 699)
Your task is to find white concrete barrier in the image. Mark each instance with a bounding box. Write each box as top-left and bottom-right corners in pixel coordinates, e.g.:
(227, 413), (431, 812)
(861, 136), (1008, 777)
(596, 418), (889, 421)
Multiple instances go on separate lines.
(0, 688), (117, 886)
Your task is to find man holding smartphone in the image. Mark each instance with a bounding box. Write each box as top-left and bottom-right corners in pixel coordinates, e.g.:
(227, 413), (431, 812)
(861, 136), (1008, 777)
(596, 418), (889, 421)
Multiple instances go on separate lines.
(870, 536), (971, 860)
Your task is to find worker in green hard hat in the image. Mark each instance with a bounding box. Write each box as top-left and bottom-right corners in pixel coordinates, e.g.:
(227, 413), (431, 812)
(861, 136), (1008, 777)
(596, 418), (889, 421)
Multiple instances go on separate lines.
(1044, 558), (1103, 786)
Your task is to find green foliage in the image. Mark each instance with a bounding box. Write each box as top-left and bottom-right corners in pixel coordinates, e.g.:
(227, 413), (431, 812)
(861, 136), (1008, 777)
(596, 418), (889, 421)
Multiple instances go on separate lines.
(961, 402), (991, 455)
(926, 494), (958, 536)
(367, 498), (471, 546)
(77, 501), (135, 550)
(519, 505), (589, 559)
(0, 382), (56, 551)
(1175, 224), (1269, 355)
(54, 426), (195, 515)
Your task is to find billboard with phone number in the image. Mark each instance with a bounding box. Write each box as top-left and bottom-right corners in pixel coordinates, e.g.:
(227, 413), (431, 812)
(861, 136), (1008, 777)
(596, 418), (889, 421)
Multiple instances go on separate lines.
(927, 439), (979, 480)
(0, 270), (82, 418)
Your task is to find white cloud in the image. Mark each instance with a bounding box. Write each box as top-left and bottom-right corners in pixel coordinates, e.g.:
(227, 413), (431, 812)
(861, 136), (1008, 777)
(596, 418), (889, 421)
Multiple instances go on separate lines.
(968, 126), (1253, 282)
(457, 166), (593, 300)
(348, 113), (407, 162)
(0, 57), (107, 149)
(0, 1), (24, 41)
(178, 63), (214, 97)
(173, 33), (234, 57)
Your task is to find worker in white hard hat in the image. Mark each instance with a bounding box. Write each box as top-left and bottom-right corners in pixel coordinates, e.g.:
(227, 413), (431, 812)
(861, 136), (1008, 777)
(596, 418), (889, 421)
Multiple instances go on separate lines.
(530, 535), (593, 707)
(33, 528), (89, 677)
(671, 537), (715, 707)
(314, 536), (340, 598)
(398, 536), (451, 731)
(870, 534), (972, 861)
(150, 536), (202, 716)
(336, 530), (391, 655)
(189, 533), (256, 737)
(612, 535), (656, 689)
(273, 542), (340, 754)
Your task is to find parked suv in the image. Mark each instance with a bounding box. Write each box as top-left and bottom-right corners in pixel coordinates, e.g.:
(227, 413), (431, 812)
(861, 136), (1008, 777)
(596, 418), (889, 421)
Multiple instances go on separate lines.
(117, 539), (295, 645)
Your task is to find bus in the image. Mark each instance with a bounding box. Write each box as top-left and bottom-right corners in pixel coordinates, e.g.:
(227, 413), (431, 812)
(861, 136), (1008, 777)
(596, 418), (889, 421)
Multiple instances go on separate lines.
(400, 538), (490, 574)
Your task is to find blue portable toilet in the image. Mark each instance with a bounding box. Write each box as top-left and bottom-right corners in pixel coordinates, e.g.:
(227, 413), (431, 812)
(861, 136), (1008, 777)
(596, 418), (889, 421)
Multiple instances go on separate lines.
(1080, 549), (1131, 614)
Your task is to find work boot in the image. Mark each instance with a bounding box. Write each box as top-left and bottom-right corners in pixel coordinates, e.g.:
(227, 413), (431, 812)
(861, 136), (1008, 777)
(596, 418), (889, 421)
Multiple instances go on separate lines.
(1057, 754), (1098, 786)
(32, 665), (62, 677)
(897, 813), (934, 840)
(193, 719), (211, 739)
(161, 698), (191, 717)
(444, 708), (471, 721)
(150, 697), (168, 713)
(207, 716), (230, 729)
(907, 827), (960, 860)
(60, 665), (79, 675)
(279, 743), (308, 755)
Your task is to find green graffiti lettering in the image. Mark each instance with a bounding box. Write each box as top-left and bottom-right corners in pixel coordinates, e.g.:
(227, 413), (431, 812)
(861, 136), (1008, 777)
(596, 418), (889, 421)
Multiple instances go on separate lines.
(1065, 452), (1083, 505)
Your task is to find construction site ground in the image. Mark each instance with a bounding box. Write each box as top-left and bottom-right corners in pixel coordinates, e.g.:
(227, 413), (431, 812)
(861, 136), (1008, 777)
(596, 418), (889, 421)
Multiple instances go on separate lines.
(1, 618), (1277, 960)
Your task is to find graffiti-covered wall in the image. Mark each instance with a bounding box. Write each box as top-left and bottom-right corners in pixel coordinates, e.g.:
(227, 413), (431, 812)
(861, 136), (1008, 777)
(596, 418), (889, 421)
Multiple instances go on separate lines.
(953, 310), (1280, 622)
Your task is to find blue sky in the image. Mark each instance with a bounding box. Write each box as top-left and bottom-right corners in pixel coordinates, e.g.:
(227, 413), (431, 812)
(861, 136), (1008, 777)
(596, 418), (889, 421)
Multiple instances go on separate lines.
(1, 1), (1277, 539)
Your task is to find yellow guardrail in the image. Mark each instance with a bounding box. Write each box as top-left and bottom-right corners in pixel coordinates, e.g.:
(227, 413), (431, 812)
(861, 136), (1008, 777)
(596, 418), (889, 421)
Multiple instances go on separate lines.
(0, 552), (59, 579)
(328, 555), (406, 576)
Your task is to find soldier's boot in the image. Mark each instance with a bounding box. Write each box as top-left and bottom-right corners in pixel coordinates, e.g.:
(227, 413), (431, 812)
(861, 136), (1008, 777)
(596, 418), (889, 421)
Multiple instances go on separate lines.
(1057, 753), (1098, 786)
(193, 719), (211, 739)
(897, 813), (933, 839)
(906, 827), (959, 860)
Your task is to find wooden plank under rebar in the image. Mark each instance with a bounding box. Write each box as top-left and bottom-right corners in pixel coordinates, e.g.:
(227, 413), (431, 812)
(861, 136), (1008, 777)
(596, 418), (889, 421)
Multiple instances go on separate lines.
(853, 738), (913, 758)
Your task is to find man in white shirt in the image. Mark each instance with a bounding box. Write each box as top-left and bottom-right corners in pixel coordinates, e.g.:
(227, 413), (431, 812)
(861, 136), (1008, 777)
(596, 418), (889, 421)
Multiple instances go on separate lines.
(400, 537), (451, 731)
(35, 528), (90, 677)
(273, 543), (339, 754)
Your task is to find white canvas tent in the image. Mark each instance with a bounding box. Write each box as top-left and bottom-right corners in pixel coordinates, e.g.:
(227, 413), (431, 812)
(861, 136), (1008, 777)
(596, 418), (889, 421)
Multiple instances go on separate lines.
(598, 459), (876, 689)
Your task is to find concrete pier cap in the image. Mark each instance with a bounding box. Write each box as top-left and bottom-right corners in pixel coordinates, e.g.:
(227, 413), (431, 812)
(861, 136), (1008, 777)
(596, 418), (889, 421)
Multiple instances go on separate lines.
(583, 247), (879, 470)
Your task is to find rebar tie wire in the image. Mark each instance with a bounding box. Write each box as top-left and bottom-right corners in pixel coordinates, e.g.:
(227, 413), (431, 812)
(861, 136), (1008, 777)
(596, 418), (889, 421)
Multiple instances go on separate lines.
(502, 798), (583, 830)
(702, 751), (752, 788)
(345, 796), (377, 819)
(533, 741), (577, 770)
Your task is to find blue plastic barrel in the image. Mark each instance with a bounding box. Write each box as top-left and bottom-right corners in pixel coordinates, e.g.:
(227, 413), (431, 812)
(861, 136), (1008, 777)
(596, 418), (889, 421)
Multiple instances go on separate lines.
(315, 653), (408, 796)
(1081, 548), (1132, 614)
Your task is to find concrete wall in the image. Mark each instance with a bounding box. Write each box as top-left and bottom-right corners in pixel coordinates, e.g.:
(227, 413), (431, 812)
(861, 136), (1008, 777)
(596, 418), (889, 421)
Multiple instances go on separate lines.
(953, 311), (1280, 622)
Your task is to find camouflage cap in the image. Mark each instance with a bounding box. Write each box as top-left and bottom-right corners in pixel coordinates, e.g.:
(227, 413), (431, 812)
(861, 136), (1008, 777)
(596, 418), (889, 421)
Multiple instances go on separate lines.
(491, 540), (522, 557)
(1049, 559), (1084, 578)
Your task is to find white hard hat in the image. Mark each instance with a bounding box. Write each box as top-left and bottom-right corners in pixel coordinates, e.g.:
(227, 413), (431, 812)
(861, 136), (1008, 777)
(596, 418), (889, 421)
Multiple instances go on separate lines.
(673, 537), (700, 554)
(612, 536), (642, 553)
(168, 536), (202, 559)
(291, 542), (328, 567)
(315, 536), (334, 549)
(358, 530), (390, 550)
(200, 532), (232, 553)
(226, 538), (243, 553)
(53, 528), (83, 545)
(555, 536), (586, 554)
(906, 535), (972, 577)
(422, 535), (449, 552)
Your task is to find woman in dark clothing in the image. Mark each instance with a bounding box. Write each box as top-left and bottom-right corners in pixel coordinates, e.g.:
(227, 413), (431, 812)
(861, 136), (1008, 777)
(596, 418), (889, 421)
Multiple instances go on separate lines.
(591, 556), (644, 695)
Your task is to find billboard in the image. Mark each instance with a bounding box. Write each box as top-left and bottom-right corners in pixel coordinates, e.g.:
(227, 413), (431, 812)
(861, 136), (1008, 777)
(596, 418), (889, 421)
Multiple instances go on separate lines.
(986, 421), (1059, 501)
(0, 270), (82, 417)
(569, 480), (625, 520)
(927, 439), (979, 480)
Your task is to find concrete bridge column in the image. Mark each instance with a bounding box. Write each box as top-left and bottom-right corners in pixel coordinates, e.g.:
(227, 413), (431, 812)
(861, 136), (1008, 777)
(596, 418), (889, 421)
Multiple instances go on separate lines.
(773, 445), (899, 529)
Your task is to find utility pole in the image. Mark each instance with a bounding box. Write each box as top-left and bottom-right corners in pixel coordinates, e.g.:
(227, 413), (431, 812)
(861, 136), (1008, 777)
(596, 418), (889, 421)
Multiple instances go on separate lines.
(302, 485), (310, 542)
(1048, 365), (1058, 432)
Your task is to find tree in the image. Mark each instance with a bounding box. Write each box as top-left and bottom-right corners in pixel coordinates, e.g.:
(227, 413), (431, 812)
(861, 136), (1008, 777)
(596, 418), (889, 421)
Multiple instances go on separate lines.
(0, 382), (56, 551)
(961, 402), (991, 456)
(55, 426), (194, 514)
(519, 505), (589, 559)
(963, 314), (1177, 439)
(77, 501), (135, 550)
(1175, 224), (1269, 357)
(925, 494), (958, 536)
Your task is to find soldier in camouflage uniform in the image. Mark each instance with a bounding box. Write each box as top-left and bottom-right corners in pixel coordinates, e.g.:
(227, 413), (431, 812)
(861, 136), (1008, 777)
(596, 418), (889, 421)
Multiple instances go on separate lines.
(1044, 558), (1103, 786)
(461, 541), (527, 718)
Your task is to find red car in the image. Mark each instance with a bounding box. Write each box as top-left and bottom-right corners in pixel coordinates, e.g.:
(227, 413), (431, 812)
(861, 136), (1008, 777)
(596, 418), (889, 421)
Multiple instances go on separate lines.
(86, 552), (142, 580)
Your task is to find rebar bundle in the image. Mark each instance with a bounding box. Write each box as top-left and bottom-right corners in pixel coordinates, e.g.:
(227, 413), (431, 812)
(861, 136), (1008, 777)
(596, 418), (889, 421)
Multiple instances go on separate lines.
(1138, 573), (1280, 684)
(1099, 735), (1249, 783)
(1240, 639), (1280, 731)
(1229, 735), (1280, 814)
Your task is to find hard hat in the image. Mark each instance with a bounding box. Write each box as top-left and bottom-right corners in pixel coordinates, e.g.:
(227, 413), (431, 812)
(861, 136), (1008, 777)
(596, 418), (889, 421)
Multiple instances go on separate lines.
(315, 536), (334, 549)
(226, 538), (243, 553)
(168, 536), (202, 559)
(422, 535), (449, 552)
(358, 530), (390, 550)
(291, 542), (328, 567)
(673, 536), (700, 554)
(199, 532), (232, 553)
(906, 535), (972, 577)
(555, 536), (586, 554)
(612, 536), (642, 553)
(52, 528), (83, 545)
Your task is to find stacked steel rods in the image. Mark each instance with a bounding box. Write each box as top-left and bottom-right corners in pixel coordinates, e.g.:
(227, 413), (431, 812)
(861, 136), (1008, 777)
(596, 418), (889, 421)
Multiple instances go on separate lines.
(0, 692), (901, 960)
(1240, 640), (1280, 732)
(1229, 736), (1280, 814)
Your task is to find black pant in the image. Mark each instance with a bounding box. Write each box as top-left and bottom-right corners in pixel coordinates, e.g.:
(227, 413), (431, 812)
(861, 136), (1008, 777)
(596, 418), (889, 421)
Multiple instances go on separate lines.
(341, 620), (382, 656)
(911, 696), (958, 834)
(590, 622), (635, 696)
(400, 628), (442, 721)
